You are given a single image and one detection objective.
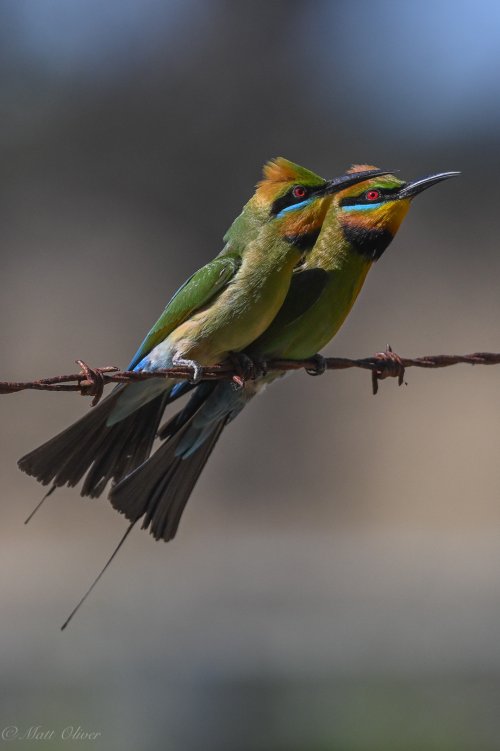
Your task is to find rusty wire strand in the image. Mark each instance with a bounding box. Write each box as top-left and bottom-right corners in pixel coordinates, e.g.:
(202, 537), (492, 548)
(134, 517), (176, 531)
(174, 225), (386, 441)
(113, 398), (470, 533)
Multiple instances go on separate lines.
(0, 349), (499, 402)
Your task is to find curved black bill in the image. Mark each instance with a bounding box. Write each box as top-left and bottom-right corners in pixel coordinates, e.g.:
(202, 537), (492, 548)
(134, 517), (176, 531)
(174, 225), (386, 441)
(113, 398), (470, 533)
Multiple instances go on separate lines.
(323, 168), (395, 195)
(398, 171), (460, 199)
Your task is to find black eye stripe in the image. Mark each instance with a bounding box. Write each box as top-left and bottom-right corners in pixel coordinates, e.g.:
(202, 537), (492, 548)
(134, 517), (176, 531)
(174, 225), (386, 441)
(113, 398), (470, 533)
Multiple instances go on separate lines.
(270, 183), (324, 216)
(340, 185), (402, 207)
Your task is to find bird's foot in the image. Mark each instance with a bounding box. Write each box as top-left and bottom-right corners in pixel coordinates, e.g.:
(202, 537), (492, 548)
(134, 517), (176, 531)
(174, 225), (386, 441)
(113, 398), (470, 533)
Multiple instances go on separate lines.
(371, 345), (406, 395)
(227, 351), (258, 389)
(305, 354), (327, 376)
(173, 358), (205, 384)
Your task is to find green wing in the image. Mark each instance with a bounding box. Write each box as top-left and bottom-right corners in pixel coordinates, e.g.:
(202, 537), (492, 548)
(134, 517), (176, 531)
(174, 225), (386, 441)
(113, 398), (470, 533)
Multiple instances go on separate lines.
(128, 255), (241, 369)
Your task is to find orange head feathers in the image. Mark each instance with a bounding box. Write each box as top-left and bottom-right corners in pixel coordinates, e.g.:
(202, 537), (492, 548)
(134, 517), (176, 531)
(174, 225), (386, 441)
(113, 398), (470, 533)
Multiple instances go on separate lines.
(334, 165), (459, 260)
(252, 158), (391, 250)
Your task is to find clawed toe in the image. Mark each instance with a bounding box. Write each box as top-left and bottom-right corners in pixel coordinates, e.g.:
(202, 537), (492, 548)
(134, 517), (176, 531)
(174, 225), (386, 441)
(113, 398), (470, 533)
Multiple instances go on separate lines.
(228, 351), (258, 387)
(173, 358), (204, 384)
(305, 354), (327, 376)
(189, 363), (204, 384)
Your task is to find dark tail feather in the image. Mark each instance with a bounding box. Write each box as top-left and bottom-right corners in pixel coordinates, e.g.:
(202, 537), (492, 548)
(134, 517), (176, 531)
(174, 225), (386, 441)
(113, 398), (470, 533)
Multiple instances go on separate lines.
(109, 415), (227, 542)
(60, 520), (136, 630)
(24, 483), (57, 524)
(157, 381), (212, 441)
(18, 389), (168, 498)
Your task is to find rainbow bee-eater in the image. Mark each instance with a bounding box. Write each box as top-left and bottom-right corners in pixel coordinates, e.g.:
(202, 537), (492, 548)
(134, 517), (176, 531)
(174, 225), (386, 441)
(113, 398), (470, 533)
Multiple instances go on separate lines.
(109, 166), (459, 543)
(18, 159), (385, 502)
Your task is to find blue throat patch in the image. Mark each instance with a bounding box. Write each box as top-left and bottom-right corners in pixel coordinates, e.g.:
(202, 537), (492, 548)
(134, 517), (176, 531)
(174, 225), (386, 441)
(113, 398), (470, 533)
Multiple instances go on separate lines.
(276, 197), (314, 218)
(342, 203), (383, 212)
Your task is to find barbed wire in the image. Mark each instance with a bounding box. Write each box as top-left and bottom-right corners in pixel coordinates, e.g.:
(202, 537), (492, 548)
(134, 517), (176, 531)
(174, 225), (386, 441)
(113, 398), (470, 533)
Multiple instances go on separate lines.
(1, 349), (499, 404)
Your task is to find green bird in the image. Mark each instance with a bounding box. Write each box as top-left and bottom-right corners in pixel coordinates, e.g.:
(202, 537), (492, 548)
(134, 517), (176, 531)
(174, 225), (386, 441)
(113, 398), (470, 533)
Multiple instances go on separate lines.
(109, 165), (459, 543)
(19, 159), (385, 503)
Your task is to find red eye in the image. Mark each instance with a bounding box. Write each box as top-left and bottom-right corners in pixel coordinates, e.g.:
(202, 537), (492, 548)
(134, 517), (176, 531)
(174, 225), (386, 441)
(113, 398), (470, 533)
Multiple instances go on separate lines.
(366, 190), (381, 201)
(292, 185), (307, 199)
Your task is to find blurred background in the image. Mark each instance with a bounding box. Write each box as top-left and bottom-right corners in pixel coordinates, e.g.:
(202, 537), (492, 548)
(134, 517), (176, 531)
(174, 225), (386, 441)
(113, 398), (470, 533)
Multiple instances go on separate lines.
(1, 1), (500, 748)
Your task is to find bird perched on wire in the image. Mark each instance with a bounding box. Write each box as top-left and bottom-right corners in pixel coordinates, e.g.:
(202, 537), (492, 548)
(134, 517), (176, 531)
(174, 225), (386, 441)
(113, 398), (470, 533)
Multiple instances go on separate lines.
(109, 166), (459, 542)
(39, 162), (459, 629)
(19, 159), (385, 503)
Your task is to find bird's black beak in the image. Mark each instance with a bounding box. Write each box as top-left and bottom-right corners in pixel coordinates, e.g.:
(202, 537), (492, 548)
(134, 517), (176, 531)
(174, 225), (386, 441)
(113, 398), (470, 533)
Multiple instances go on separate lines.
(323, 169), (394, 195)
(398, 171), (460, 199)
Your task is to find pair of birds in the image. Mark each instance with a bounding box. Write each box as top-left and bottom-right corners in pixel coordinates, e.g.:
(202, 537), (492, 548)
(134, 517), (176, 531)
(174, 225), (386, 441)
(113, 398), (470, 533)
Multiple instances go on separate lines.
(18, 157), (457, 624)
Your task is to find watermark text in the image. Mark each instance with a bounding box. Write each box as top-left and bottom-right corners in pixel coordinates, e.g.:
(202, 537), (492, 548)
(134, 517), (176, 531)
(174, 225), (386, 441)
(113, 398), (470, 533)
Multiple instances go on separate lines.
(1, 726), (101, 742)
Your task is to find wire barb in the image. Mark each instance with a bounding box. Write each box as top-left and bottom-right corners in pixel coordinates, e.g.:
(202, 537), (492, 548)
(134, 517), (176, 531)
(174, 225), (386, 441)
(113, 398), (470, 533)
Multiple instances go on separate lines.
(76, 361), (118, 406)
(371, 345), (406, 395)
